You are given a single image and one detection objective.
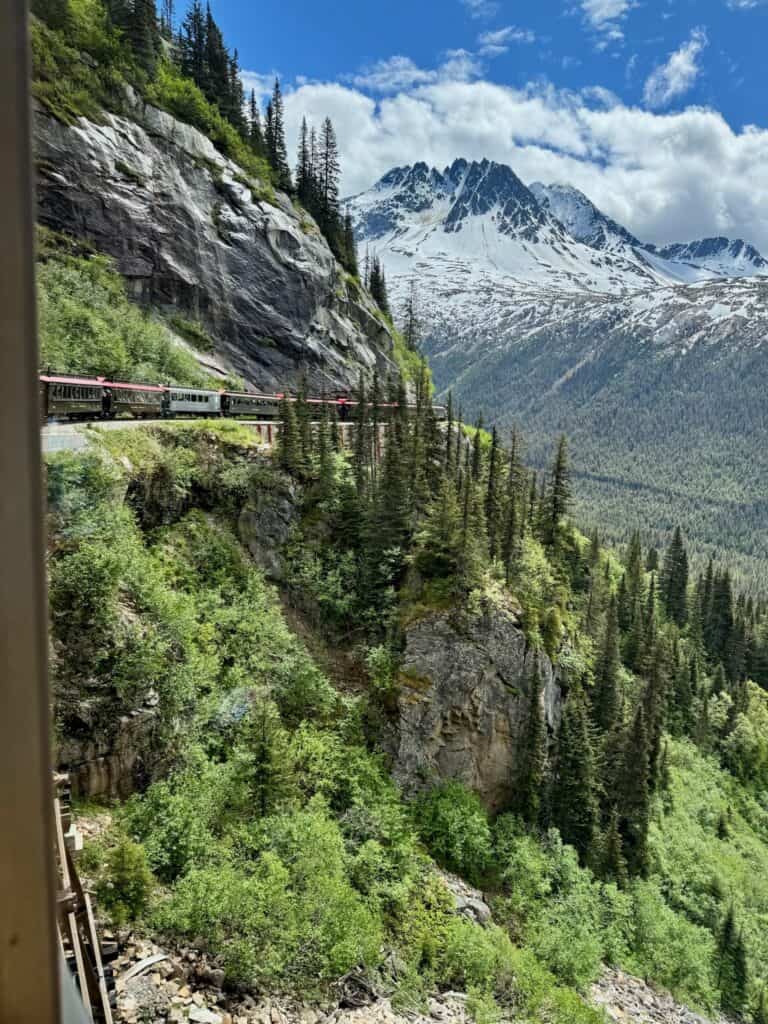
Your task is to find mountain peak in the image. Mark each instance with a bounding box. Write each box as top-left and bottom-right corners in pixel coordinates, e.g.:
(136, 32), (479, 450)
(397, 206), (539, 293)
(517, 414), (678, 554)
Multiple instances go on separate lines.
(530, 181), (641, 251)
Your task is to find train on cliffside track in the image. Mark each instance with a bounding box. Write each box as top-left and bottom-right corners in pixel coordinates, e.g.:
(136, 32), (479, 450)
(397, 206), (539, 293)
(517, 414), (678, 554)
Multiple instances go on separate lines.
(39, 372), (447, 424)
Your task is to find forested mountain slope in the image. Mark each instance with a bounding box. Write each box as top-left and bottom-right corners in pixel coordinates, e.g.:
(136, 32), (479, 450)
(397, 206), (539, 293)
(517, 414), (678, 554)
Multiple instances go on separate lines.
(49, 380), (768, 1024)
(31, 0), (404, 391)
(348, 160), (768, 588)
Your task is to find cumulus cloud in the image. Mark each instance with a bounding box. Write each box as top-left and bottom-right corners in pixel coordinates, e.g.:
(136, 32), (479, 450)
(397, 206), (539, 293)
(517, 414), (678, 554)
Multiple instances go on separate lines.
(240, 70), (277, 99)
(280, 76), (768, 251)
(643, 28), (708, 108)
(581, 0), (633, 46)
(348, 50), (482, 93)
(478, 26), (536, 56)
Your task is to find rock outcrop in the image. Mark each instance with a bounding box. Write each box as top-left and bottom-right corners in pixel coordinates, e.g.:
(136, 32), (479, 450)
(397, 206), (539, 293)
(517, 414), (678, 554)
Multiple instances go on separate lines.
(34, 91), (398, 391)
(388, 600), (562, 811)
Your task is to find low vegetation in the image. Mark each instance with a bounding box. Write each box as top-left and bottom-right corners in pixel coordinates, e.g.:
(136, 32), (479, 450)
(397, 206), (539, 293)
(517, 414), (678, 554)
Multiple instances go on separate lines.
(37, 227), (241, 388)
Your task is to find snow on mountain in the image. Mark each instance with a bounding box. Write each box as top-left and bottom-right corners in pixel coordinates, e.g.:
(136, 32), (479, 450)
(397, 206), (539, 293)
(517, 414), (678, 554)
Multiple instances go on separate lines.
(348, 158), (768, 580)
(348, 159), (768, 301)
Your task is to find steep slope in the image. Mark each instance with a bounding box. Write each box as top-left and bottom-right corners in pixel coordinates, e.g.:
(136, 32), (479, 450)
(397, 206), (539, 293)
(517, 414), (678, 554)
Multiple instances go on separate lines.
(35, 92), (398, 392)
(348, 160), (768, 583)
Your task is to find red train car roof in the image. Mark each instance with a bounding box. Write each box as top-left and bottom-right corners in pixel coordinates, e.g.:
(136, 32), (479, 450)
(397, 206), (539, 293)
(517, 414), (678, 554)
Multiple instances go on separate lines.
(40, 374), (104, 387)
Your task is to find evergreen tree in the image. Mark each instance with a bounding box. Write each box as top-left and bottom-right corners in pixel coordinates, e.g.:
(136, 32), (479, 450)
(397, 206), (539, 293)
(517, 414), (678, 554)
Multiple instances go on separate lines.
(295, 373), (312, 475)
(160, 0), (174, 38)
(552, 687), (599, 865)
(265, 78), (292, 191)
(342, 213), (359, 277)
(660, 526), (689, 627)
(240, 699), (292, 818)
(277, 394), (300, 474)
(544, 435), (572, 550)
(592, 597), (623, 735)
(402, 278), (422, 351)
(179, 0), (206, 90)
(716, 906), (749, 1015)
(486, 426), (503, 560)
(615, 703), (651, 876)
(369, 255), (390, 317)
(352, 372), (369, 499)
(317, 117), (341, 244)
(128, 0), (161, 74)
(414, 474), (462, 581)
(603, 808), (628, 888)
(515, 663), (547, 826)
(32, 0), (70, 29)
(471, 416), (484, 481)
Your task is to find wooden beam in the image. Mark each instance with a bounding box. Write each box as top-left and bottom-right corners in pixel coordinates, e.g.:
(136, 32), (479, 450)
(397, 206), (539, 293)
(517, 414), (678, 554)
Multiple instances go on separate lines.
(0, 1), (60, 1021)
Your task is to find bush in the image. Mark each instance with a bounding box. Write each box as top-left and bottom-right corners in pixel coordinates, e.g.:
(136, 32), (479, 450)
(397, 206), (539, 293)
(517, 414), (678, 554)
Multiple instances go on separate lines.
(414, 781), (492, 885)
(37, 233), (215, 386)
(96, 836), (154, 924)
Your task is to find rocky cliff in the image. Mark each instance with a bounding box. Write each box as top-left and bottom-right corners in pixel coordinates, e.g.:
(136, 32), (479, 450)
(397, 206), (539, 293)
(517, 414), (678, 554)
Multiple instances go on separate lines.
(388, 601), (562, 812)
(34, 90), (398, 391)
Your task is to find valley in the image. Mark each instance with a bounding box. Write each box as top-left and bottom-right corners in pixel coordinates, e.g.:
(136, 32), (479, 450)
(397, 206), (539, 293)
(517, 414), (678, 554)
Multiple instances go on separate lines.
(348, 161), (768, 587)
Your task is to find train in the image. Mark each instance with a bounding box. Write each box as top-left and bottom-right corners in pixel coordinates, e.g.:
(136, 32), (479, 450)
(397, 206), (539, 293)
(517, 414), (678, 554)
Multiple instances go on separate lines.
(39, 372), (447, 423)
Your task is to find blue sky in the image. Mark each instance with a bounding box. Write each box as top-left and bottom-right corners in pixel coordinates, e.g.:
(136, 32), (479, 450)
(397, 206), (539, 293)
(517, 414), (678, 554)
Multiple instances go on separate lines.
(204, 0), (768, 249)
(220, 0), (767, 129)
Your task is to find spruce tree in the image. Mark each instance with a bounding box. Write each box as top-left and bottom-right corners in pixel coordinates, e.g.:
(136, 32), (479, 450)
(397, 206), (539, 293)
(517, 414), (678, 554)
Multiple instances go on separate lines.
(552, 686), (599, 865)
(486, 426), (503, 560)
(515, 663), (547, 826)
(615, 703), (651, 876)
(32, 0), (70, 29)
(342, 213), (359, 277)
(717, 906), (749, 1015)
(129, 0), (161, 74)
(277, 394), (300, 474)
(241, 699), (293, 818)
(592, 597), (623, 735)
(660, 526), (689, 627)
(266, 78), (292, 191)
(318, 117), (341, 245)
(603, 808), (628, 888)
(544, 435), (571, 550)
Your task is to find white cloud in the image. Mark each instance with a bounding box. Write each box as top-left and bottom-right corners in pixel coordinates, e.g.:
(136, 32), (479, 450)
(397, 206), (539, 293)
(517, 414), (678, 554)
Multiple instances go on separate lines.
(643, 28), (708, 108)
(581, 0), (633, 45)
(349, 56), (437, 93)
(348, 50), (483, 94)
(240, 70), (278, 99)
(461, 0), (499, 18)
(478, 25), (536, 56)
(726, 0), (767, 7)
(281, 76), (768, 252)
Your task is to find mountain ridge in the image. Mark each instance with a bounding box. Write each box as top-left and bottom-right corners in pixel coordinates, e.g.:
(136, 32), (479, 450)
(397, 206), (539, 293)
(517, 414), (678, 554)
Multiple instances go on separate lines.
(347, 156), (768, 586)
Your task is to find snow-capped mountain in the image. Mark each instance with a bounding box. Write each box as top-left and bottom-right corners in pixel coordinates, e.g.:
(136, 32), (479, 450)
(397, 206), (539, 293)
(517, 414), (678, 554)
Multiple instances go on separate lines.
(347, 159), (768, 582)
(348, 159), (768, 293)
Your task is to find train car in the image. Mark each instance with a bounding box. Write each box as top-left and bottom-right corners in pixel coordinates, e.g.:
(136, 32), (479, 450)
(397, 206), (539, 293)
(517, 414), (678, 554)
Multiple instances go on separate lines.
(40, 374), (104, 422)
(220, 391), (282, 419)
(106, 380), (165, 419)
(163, 387), (221, 418)
(433, 404), (447, 422)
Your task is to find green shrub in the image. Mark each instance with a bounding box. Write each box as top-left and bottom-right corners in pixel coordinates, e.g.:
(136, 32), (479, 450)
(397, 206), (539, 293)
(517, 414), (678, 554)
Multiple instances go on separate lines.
(96, 836), (154, 924)
(414, 781), (492, 885)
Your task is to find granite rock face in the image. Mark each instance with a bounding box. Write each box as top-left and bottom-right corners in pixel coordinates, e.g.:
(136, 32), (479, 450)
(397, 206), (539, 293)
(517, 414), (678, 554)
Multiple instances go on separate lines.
(237, 473), (298, 581)
(34, 92), (397, 391)
(389, 602), (562, 811)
